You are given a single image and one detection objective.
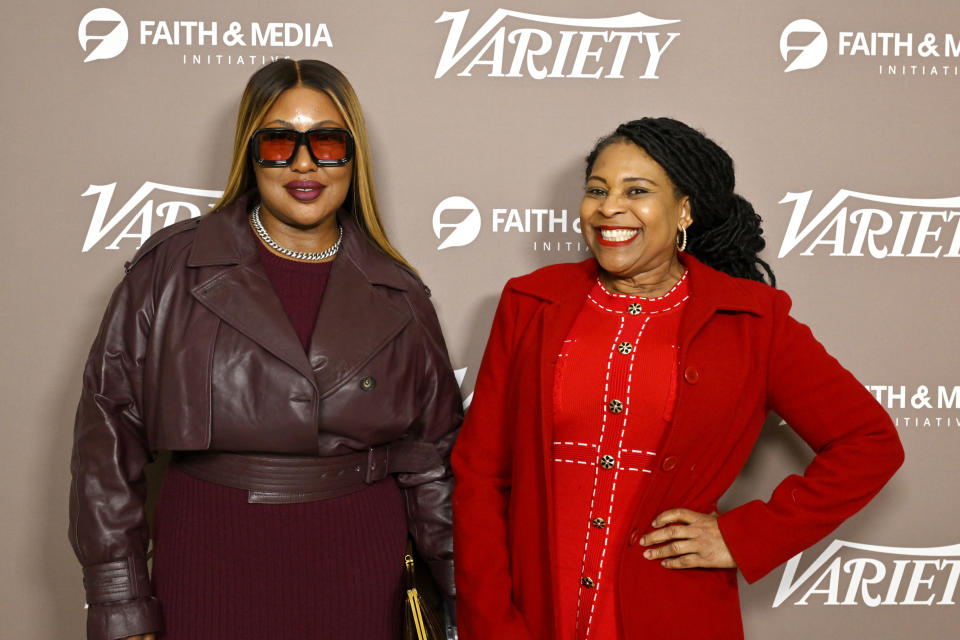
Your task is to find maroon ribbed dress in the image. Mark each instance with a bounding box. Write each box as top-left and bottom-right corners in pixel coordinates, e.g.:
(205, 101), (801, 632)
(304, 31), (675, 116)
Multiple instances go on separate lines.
(151, 238), (407, 639)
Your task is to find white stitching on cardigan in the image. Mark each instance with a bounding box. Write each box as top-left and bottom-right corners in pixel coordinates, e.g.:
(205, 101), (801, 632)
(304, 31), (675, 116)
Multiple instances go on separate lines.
(585, 315), (649, 637)
(555, 461), (652, 473)
(575, 313), (625, 633)
(588, 293), (690, 316)
(595, 269), (689, 300)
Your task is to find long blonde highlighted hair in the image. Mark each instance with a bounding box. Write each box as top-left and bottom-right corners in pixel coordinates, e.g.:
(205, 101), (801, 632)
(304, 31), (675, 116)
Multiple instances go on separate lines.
(214, 59), (414, 272)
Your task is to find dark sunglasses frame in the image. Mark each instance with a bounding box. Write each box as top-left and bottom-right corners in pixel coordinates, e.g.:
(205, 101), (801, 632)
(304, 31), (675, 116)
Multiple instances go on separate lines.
(249, 127), (355, 167)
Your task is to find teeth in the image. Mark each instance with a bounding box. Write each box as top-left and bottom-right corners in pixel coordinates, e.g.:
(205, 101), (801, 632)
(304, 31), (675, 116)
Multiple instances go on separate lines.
(600, 228), (638, 242)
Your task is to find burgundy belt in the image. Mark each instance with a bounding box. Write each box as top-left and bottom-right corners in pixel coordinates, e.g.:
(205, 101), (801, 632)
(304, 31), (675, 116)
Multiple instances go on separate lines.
(173, 442), (443, 504)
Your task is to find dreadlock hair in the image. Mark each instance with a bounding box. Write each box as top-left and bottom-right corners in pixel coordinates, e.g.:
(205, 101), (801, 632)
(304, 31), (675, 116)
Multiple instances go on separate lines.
(585, 117), (776, 286)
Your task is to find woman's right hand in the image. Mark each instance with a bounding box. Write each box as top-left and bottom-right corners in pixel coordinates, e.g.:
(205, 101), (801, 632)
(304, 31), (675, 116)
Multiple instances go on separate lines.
(640, 509), (736, 569)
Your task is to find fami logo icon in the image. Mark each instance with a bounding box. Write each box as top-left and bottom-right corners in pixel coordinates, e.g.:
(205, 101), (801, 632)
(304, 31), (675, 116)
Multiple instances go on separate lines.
(433, 196), (482, 250)
(78, 8), (129, 62)
(780, 19), (827, 72)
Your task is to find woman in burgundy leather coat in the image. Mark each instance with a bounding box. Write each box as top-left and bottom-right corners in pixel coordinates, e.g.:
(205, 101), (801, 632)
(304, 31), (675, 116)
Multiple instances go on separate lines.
(69, 59), (461, 640)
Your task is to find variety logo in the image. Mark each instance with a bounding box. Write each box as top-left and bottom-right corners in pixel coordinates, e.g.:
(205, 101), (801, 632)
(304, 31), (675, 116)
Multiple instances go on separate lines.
(82, 182), (222, 252)
(78, 8), (332, 66)
(434, 8), (680, 79)
(78, 8), (129, 62)
(780, 19), (827, 72)
(777, 190), (960, 258)
(779, 17), (960, 77)
(774, 539), (960, 607)
(432, 195), (589, 254)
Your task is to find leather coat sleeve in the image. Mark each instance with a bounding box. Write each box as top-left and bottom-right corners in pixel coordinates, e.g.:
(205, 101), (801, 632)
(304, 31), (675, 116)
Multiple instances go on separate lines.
(717, 289), (905, 583)
(395, 287), (463, 600)
(69, 255), (162, 639)
(451, 284), (537, 639)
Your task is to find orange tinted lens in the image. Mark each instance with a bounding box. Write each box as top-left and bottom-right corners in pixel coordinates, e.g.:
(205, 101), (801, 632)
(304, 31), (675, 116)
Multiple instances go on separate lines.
(308, 131), (348, 161)
(258, 131), (297, 161)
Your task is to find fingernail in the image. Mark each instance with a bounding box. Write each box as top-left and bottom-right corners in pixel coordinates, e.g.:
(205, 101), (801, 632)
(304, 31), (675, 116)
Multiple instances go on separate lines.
(643, 550), (652, 559)
(639, 536), (647, 545)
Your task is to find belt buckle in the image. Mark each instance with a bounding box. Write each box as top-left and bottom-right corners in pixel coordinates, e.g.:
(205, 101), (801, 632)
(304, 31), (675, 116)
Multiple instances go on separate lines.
(365, 446), (388, 484)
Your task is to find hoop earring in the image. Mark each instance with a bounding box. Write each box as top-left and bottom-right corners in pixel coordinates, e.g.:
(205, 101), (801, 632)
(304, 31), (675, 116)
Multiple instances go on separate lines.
(676, 225), (688, 252)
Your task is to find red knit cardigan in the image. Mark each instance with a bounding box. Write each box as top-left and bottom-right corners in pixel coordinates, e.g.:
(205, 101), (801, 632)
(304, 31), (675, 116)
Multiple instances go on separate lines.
(451, 255), (904, 639)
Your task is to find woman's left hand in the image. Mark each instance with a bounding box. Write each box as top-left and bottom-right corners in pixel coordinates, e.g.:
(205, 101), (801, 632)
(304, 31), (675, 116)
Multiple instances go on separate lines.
(640, 509), (737, 569)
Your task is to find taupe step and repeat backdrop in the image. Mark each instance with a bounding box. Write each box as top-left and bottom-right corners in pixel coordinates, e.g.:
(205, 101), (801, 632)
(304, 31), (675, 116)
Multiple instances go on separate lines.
(1, 1), (957, 637)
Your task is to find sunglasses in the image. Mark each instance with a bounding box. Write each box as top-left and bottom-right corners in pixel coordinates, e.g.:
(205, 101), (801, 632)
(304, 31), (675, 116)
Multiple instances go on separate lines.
(249, 127), (355, 167)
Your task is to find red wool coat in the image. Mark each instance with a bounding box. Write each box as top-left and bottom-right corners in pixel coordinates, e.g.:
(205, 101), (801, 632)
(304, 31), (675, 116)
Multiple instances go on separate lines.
(451, 255), (904, 639)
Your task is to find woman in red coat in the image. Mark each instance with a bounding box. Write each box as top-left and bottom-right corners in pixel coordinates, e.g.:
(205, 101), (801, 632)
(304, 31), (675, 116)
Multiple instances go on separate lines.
(451, 118), (904, 639)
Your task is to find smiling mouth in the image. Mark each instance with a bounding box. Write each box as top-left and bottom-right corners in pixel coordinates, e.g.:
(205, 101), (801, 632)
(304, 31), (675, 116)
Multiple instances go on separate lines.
(596, 227), (639, 245)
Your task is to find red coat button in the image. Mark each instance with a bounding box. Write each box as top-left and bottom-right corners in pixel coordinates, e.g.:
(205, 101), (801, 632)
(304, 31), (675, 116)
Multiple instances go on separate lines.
(628, 529), (642, 547)
(661, 455), (679, 471)
(683, 366), (700, 384)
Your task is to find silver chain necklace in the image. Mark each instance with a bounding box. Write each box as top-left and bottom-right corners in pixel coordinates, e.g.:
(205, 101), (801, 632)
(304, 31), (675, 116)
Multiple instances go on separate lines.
(250, 204), (342, 262)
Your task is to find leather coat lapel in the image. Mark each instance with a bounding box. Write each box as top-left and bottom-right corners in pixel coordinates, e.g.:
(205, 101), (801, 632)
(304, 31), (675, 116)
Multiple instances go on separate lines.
(185, 194), (414, 392)
(191, 251), (412, 398)
(187, 195), (315, 382)
(307, 252), (411, 398)
(191, 262), (315, 382)
(307, 209), (414, 398)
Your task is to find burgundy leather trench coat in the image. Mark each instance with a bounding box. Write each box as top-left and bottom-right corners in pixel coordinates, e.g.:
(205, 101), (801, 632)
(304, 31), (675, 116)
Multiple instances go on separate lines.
(69, 193), (462, 639)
